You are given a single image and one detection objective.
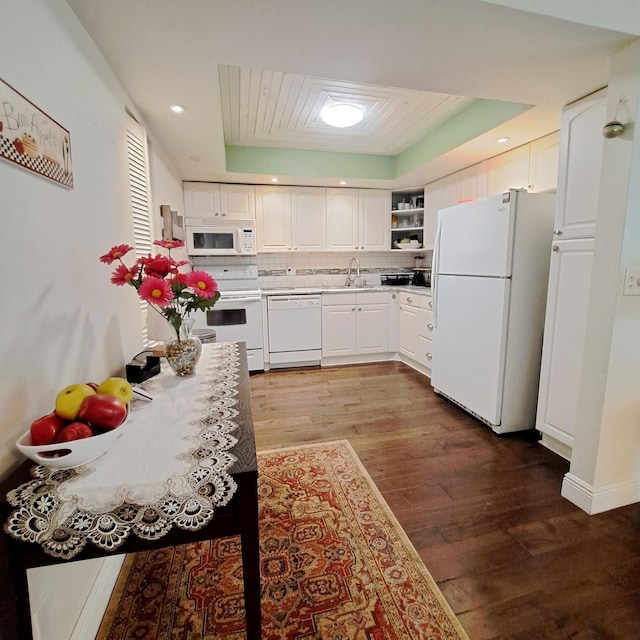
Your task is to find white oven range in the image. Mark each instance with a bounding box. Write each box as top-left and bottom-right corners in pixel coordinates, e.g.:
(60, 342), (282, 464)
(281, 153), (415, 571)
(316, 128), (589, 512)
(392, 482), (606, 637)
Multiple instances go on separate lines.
(192, 265), (264, 371)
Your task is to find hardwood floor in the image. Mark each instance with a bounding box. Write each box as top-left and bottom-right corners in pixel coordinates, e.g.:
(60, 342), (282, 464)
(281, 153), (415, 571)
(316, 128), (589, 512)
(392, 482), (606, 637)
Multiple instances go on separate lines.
(249, 361), (640, 640)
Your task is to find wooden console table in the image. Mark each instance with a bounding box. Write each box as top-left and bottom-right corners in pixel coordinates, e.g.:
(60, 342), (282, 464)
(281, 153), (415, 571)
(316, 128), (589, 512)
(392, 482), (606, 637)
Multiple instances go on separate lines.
(0, 342), (260, 640)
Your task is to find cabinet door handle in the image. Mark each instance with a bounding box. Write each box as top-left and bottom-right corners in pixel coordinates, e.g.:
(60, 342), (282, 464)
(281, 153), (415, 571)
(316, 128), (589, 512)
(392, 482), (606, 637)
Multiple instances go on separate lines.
(407, 297), (412, 303)
(426, 353), (432, 360)
(553, 229), (563, 236)
(352, 307), (356, 311)
(427, 323), (434, 329)
(552, 245), (559, 252)
(358, 307), (362, 311)
(428, 301), (433, 308)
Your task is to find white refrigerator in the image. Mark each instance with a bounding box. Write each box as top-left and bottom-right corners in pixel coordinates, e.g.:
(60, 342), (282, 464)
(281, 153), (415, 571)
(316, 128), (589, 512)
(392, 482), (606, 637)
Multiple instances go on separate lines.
(431, 190), (555, 433)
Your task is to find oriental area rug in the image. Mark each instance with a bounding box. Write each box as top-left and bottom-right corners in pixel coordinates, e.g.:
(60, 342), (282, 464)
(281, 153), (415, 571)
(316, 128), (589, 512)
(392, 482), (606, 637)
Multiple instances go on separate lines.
(97, 440), (468, 640)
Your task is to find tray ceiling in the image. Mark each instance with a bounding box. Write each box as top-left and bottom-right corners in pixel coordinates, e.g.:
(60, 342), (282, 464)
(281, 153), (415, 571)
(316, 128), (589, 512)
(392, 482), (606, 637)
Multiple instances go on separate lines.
(219, 66), (474, 155)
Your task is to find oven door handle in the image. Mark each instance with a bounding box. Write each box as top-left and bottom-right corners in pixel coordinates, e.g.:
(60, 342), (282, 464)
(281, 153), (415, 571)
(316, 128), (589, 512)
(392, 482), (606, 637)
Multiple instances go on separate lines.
(217, 295), (263, 303)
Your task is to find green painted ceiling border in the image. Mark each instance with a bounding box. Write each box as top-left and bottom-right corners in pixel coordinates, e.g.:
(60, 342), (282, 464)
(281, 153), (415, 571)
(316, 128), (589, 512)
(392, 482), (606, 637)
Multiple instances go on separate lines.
(226, 145), (394, 179)
(225, 98), (532, 180)
(395, 99), (532, 176)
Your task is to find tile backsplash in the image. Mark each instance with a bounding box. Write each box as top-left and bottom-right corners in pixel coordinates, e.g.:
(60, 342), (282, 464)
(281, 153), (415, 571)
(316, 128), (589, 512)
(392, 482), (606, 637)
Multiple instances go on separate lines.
(193, 251), (432, 289)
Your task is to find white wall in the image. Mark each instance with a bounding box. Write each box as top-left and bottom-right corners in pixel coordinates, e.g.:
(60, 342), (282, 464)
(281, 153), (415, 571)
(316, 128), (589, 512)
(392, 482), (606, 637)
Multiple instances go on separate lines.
(0, 1), (182, 637)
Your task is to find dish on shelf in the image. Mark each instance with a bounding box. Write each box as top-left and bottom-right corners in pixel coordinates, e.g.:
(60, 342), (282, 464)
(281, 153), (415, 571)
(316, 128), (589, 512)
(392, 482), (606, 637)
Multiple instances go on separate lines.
(394, 240), (422, 250)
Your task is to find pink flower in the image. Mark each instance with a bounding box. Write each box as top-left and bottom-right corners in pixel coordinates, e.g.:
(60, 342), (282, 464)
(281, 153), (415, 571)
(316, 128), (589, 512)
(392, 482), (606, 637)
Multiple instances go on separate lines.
(153, 239), (185, 250)
(99, 244), (134, 264)
(138, 277), (173, 307)
(110, 264), (138, 286)
(186, 271), (218, 298)
(142, 255), (172, 278)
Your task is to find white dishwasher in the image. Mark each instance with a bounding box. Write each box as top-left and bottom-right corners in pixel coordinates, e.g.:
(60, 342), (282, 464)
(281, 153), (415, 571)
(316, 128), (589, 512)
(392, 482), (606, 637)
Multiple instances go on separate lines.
(267, 295), (322, 367)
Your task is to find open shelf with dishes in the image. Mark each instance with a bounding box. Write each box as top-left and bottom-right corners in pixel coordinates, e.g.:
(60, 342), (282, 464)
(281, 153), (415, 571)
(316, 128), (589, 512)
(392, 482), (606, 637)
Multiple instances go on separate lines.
(391, 188), (426, 250)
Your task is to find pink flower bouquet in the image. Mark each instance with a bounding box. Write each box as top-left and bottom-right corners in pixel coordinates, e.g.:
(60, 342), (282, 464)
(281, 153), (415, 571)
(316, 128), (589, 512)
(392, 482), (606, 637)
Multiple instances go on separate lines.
(100, 240), (219, 341)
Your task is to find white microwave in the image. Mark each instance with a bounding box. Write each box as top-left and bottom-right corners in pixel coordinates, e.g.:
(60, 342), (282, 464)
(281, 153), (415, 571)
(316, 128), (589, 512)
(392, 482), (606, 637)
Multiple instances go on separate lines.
(185, 218), (256, 256)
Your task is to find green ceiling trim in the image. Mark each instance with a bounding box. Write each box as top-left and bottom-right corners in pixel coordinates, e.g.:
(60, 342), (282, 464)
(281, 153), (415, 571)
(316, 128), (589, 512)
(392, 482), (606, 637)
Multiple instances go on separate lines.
(226, 146), (394, 179)
(394, 99), (533, 176)
(225, 98), (532, 180)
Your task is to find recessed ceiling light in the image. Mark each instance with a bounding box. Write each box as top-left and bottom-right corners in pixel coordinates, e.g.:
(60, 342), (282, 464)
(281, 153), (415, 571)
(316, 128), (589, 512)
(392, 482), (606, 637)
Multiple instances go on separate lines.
(320, 103), (364, 128)
(170, 104), (185, 113)
(271, 177), (279, 183)
(496, 136), (510, 143)
(340, 181), (347, 185)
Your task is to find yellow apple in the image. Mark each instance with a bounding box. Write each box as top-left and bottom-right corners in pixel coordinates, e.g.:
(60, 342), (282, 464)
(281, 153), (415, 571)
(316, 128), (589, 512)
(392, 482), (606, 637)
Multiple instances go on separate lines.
(55, 384), (96, 420)
(97, 377), (133, 405)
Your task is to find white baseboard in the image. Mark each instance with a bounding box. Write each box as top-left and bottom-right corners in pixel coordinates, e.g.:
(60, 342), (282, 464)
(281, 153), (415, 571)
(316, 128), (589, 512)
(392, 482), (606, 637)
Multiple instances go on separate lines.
(70, 554), (125, 640)
(562, 472), (640, 514)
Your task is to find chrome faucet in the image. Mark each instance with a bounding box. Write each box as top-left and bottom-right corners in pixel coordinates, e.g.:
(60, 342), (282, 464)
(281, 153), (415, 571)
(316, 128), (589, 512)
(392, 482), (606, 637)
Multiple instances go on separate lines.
(345, 257), (361, 287)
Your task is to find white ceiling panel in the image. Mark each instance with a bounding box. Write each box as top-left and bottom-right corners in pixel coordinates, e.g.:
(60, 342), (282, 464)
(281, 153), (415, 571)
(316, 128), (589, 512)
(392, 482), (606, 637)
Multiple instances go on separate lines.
(219, 66), (474, 155)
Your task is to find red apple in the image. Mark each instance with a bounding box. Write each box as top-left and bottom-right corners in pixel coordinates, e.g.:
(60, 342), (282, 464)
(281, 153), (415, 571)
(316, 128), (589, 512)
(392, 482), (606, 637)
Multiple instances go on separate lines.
(30, 412), (67, 445)
(78, 394), (126, 430)
(55, 422), (94, 443)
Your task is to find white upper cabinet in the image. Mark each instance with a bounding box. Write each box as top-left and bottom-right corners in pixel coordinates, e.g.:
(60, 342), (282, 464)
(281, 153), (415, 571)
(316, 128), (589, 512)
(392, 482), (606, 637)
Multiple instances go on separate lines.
(219, 184), (255, 220)
(255, 185), (292, 251)
(554, 89), (607, 239)
(359, 189), (391, 251)
(326, 188), (359, 251)
(486, 144), (531, 196)
(528, 132), (560, 194)
(424, 176), (457, 250)
(183, 182), (220, 219)
(184, 182), (255, 220)
(292, 187), (326, 251)
(424, 165), (487, 249)
(457, 163), (488, 203)
(255, 185), (389, 253)
(327, 188), (390, 251)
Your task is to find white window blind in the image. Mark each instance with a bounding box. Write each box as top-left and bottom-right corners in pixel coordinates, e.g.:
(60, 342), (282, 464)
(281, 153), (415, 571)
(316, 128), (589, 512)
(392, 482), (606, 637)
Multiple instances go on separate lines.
(125, 119), (153, 343)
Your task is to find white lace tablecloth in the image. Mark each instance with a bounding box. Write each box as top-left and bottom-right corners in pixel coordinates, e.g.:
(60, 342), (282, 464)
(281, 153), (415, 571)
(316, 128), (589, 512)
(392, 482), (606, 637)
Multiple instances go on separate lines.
(4, 342), (243, 559)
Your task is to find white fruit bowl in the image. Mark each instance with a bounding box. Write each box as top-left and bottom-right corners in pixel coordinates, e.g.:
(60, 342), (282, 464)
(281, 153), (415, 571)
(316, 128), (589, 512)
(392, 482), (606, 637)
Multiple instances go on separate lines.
(16, 414), (128, 469)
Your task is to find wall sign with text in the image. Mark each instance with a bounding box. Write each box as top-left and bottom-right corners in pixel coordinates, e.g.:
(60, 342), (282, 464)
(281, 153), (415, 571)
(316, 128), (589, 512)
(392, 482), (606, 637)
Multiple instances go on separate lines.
(0, 78), (73, 188)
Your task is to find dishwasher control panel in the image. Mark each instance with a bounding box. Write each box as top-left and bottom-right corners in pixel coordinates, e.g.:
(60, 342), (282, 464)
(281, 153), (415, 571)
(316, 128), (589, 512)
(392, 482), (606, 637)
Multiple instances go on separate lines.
(267, 295), (321, 310)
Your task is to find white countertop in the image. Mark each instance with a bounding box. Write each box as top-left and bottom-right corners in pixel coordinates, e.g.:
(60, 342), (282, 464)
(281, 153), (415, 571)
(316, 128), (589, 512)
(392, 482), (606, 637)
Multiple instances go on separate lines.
(260, 285), (431, 296)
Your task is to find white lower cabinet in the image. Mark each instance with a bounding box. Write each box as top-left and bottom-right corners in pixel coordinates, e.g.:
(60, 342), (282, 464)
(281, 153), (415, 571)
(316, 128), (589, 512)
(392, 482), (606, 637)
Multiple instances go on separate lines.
(398, 291), (434, 373)
(322, 292), (390, 361)
(536, 238), (595, 459)
(322, 303), (357, 356)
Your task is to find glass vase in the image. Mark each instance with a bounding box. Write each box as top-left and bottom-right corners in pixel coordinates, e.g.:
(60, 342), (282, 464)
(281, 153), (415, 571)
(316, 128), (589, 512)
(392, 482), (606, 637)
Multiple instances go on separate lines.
(165, 318), (202, 378)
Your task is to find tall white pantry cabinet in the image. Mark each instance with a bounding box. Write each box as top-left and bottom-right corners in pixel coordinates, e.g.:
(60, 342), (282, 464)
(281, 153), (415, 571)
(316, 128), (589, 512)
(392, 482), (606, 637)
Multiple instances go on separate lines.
(536, 89), (607, 460)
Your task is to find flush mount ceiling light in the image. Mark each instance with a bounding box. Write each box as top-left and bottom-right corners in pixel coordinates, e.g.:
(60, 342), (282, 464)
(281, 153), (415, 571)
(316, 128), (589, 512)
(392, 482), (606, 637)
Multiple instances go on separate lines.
(496, 136), (510, 143)
(169, 104), (185, 113)
(320, 103), (364, 128)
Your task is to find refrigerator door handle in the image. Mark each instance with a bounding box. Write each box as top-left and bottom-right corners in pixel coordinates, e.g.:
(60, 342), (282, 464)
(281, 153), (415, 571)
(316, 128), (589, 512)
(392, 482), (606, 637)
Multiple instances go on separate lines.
(432, 216), (443, 327)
